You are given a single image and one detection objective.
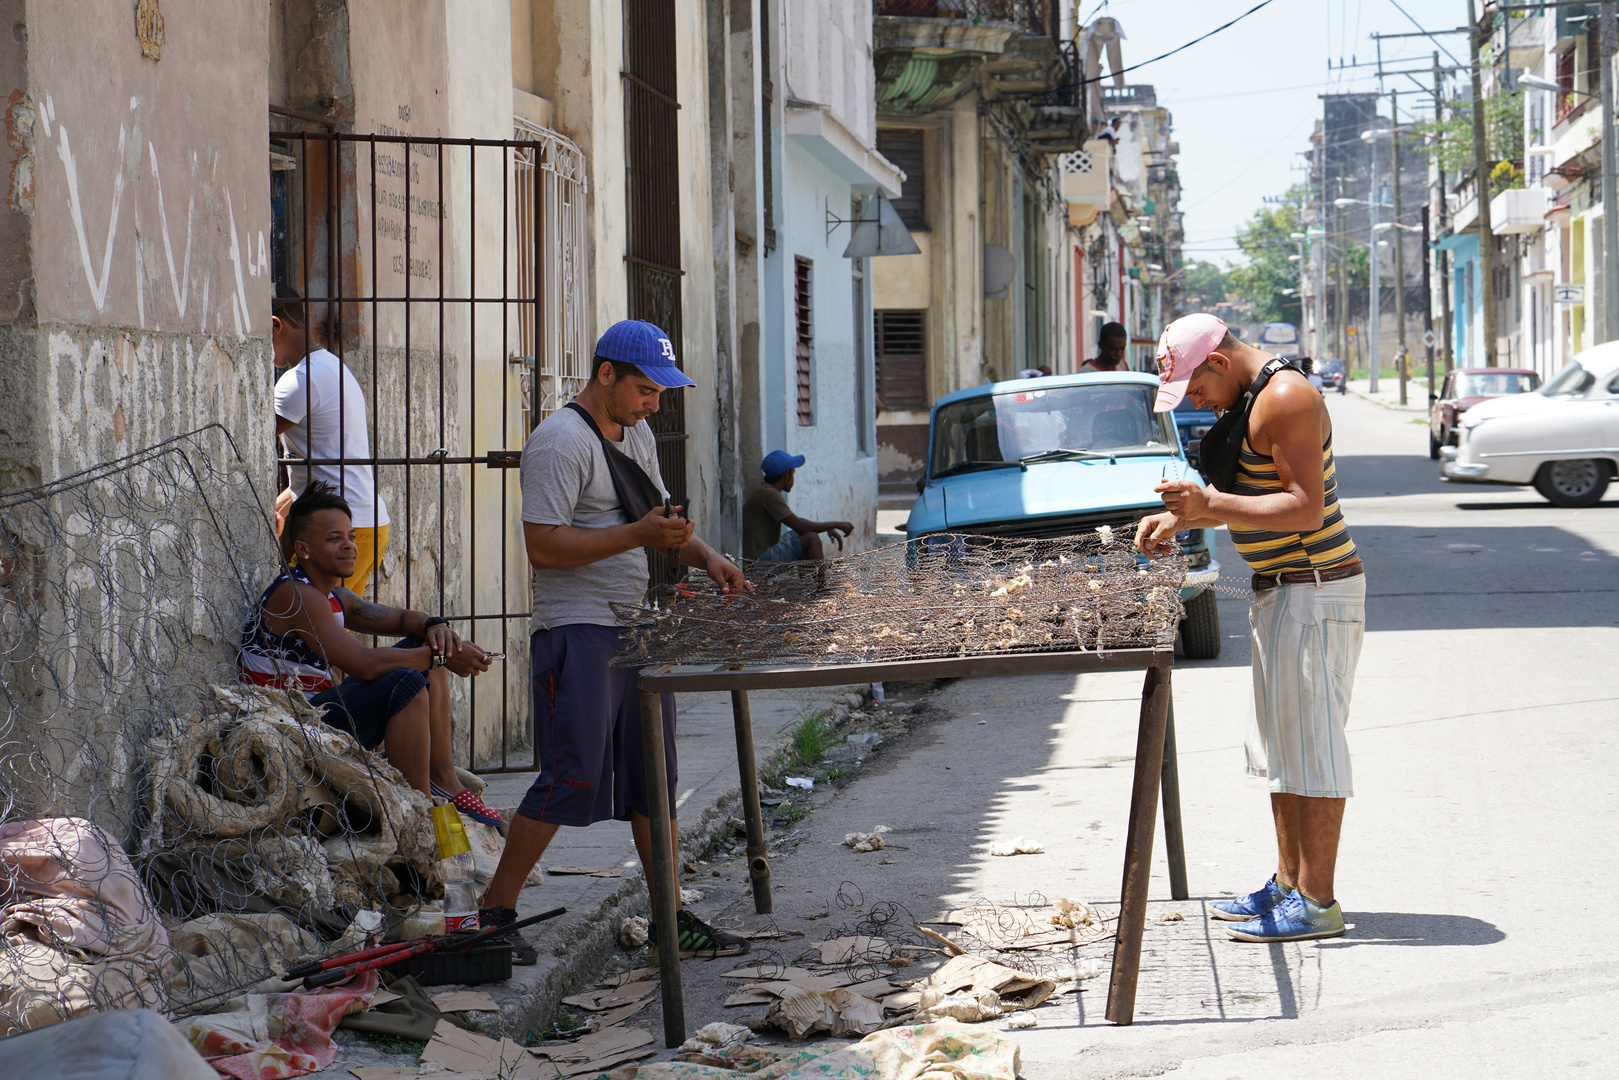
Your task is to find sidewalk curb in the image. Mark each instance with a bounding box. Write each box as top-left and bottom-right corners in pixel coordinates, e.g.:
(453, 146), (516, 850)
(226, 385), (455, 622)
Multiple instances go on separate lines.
(477, 694), (865, 1042)
(1344, 382), (1427, 414)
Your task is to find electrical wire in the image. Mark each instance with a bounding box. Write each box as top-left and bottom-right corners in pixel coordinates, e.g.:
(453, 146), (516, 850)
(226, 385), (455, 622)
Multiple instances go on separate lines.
(1078, 0), (1280, 85)
(1385, 0), (1465, 68)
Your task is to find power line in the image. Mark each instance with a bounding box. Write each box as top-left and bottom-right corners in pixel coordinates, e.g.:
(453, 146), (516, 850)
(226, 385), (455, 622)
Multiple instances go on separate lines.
(1080, 0), (1279, 85)
(1384, 0), (1464, 67)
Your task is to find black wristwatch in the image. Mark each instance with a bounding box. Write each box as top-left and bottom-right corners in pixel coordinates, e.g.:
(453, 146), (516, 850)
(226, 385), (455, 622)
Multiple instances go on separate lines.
(422, 615), (451, 632)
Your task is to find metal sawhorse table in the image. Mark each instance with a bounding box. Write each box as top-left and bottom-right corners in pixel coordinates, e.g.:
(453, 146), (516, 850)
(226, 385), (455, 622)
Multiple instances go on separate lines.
(634, 646), (1187, 1046)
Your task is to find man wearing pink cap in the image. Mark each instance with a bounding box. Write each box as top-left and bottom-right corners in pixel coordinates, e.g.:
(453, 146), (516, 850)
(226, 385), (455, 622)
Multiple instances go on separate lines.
(1136, 313), (1365, 943)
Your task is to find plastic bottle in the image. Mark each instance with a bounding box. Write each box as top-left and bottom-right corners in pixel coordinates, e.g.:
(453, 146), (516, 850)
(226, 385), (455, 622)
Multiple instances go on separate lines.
(431, 803), (480, 932)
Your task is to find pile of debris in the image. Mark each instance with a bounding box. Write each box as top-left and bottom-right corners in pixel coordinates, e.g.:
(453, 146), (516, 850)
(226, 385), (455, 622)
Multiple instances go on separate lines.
(139, 685), (439, 919)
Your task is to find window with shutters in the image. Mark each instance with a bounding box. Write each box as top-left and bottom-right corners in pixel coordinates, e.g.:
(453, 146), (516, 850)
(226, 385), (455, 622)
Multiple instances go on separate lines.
(795, 257), (814, 426)
(876, 129), (926, 231)
(875, 310), (927, 411)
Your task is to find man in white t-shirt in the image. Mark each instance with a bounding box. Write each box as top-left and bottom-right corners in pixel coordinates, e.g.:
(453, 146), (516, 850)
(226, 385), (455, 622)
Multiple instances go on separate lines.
(271, 285), (391, 596)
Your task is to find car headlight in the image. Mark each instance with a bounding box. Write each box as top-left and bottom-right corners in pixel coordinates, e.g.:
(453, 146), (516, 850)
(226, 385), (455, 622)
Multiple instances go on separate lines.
(1174, 529), (1193, 544)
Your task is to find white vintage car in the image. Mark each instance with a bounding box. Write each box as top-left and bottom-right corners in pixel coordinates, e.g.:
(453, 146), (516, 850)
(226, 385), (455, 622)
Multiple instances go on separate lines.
(1440, 344), (1619, 507)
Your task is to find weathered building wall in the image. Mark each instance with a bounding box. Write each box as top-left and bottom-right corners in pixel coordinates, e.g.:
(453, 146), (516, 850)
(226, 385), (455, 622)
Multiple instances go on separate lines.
(0, 0), (277, 835)
(4, 0), (275, 479)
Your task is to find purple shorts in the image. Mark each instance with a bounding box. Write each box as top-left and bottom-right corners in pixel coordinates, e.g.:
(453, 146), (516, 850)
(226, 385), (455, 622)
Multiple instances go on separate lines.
(516, 624), (677, 827)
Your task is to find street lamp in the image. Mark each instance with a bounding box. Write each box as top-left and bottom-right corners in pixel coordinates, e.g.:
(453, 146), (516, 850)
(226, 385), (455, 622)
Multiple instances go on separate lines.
(1521, 65), (1618, 343)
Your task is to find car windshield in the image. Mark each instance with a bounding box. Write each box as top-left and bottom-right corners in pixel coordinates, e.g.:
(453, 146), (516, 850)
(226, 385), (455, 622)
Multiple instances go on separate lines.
(1540, 361), (1594, 398)
(930, 383), (1177, 477)
(1457, 371), (1539, 397)
(1317, 359), (1345, 375)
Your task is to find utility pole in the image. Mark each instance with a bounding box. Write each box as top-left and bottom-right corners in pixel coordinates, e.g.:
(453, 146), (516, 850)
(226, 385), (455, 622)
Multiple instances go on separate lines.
(1435, 51), (1454, 375)
(1393, 88), (1408, 405)
(1336, 178), (1349, 365)
(1368, 129), (1382, 394)
(1422, 204), (1436, 397)
(1466, 0), (1496, 366)
(1602, 2), (1618, 342)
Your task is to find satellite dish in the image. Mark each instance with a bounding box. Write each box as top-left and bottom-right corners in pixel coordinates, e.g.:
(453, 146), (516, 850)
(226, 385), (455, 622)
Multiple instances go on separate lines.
(984, 244), (1016, 299)
(841, 195), (921, 258)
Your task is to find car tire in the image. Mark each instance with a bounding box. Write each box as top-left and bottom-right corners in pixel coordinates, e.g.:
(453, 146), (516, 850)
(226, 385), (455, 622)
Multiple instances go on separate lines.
(1534, 459), (1611, 508)
(1428, 429), (1441, 460)
(1180, 588), (1221, 660)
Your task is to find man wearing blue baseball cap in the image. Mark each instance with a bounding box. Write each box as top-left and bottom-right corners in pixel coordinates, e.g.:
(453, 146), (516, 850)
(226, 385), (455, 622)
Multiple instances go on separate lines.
(478, 319), (750, 963)
(741, 450), (856, 562)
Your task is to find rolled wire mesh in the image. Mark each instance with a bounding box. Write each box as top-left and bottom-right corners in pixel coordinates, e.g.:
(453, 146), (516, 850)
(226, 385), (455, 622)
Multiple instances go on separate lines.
(612, 531), (1188, 668)
(0, 426), (435, 1033)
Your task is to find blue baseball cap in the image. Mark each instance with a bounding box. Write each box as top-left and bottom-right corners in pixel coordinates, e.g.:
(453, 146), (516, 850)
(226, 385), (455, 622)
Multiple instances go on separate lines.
(595, 320), (695, 389)
(761, 450), (805, 479)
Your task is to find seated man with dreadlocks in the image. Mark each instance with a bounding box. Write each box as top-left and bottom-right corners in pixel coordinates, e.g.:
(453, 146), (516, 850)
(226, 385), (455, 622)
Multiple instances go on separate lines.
(240, 481), (504, 824)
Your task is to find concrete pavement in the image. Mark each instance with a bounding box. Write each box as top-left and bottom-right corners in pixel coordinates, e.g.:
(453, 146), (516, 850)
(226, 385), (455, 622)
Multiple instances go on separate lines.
(622, 393), (1619, 1077)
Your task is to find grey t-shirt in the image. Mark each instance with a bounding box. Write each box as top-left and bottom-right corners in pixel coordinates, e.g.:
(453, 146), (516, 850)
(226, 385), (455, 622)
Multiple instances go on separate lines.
(522, 405), (670, 631)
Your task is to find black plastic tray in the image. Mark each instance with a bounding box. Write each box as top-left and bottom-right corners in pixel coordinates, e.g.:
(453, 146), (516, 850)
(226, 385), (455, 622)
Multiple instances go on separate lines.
(379, 936), (512, 986)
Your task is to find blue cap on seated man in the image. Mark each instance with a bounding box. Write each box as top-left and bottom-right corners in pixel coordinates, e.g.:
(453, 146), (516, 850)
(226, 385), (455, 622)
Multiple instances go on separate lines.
(761, 450), (806, 479)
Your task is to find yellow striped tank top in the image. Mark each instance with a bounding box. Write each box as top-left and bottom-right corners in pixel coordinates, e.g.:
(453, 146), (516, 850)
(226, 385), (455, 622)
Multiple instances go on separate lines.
(1229, 434), (1358, 573)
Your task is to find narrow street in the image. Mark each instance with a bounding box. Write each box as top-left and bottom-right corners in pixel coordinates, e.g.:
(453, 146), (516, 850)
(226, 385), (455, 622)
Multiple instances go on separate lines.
(651, 393), (1619, 1077)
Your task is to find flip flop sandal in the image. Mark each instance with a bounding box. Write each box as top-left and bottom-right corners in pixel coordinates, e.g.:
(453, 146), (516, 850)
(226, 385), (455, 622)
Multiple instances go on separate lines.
(430, 782), (503, 826)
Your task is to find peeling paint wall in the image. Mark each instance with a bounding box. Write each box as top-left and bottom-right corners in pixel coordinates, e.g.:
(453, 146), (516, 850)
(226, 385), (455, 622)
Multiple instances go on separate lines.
(1, 0), (275, 502)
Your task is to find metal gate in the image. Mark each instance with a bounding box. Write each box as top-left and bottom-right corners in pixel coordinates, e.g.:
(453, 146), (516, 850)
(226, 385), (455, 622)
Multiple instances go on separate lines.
(268, 112), (588, 773)
(623, 0), (689, 573)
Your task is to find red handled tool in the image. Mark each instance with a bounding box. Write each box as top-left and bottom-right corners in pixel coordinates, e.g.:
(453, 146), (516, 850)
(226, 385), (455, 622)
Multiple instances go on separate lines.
(302, 907), (566, 989)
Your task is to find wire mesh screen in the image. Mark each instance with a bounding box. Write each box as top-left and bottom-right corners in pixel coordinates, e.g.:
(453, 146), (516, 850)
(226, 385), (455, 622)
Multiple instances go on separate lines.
(0, 428), (439, 1033)
(611, 530), (1186, 668)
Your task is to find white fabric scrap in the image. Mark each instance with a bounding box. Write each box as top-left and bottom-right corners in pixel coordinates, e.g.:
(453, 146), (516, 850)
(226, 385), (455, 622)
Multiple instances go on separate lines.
(843, 826), (892, 853)
(986, 836), (1044, 856)
(619, 916), (649, 948)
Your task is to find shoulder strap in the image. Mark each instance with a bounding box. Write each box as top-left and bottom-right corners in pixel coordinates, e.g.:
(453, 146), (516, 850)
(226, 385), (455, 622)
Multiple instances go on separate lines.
(562, 401), (667, 530)
(564, 400), (604, 438)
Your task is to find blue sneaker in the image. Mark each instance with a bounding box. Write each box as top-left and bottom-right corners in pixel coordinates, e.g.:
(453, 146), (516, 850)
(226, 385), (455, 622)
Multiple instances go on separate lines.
(1207, 875), (1292, 922)
(1225, 891), (1345, 942)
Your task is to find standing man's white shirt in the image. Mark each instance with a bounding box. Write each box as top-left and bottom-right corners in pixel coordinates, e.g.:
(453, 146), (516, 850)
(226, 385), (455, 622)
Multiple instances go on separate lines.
(274, 348), (390, 528)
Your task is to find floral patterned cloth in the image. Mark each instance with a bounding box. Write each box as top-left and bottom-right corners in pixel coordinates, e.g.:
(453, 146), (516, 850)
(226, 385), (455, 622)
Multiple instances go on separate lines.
(173, 970), (377, 1080)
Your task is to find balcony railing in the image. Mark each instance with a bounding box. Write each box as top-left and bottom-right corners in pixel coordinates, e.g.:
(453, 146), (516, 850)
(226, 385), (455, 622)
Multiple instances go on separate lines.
(873, 0), (1056, 38)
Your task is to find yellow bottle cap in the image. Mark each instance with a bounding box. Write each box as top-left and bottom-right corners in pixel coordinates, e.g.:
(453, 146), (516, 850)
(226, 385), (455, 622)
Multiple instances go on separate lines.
(431, 803), (472, 859)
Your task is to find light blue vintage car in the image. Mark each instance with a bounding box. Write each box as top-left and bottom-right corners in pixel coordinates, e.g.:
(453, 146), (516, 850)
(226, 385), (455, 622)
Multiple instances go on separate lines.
(903, 372), (1222, 658)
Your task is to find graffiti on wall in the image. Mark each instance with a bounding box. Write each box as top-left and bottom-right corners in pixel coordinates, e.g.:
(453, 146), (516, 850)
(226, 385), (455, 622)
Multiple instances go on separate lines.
(34, 91), (269, 335)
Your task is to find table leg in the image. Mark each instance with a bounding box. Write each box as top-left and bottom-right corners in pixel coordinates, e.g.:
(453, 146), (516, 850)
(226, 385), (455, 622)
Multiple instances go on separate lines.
(730, 690), (773, 913)
(638, 689), (685, 1047)
(1160, 691), (1189, 902)
(1105, 662), (1171, 1025)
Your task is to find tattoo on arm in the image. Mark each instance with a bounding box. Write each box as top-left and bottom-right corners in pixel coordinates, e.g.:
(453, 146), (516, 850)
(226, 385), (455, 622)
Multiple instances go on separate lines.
(335, 588), (396, 630)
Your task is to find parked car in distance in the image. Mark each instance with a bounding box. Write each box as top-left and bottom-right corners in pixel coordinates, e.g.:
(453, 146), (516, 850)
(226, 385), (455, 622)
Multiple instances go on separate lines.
(1316, 358), (1347, 393)
(1441, 346), (1619, 506)
(1429, 367), (1540, 459)
(1172, 396), (1217, 476)
(905, 372), (1224, 658)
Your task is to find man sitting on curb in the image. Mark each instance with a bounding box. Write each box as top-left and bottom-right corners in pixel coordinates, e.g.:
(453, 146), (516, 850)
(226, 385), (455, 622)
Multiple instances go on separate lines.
(741, 451), (855, 562)
(239, 482), (504, 824)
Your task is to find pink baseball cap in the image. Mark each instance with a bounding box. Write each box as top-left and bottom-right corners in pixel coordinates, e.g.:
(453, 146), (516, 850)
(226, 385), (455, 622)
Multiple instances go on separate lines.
(1153, 313), (1228, 412)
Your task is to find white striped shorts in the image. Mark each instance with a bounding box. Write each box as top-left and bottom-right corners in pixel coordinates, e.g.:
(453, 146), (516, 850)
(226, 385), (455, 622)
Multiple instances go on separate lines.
(1244, 574), (1366, 798)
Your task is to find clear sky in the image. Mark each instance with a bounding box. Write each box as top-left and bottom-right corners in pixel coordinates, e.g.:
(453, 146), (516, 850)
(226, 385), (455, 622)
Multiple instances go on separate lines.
(1092, 0), (1473, 267)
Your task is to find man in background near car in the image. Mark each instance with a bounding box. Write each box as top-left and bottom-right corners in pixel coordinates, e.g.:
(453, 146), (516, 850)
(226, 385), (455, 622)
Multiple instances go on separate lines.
(1135, 313), (1365, 944)
(742, 451), (856, 562)
(272, 284), (390, 598)
(1082, 322), (1130, 373)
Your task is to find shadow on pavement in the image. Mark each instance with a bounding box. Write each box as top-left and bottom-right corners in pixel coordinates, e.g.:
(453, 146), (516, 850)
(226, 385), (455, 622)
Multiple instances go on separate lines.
(1325, 912), (1505, 948)
(1455, 498), (1619, 512)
